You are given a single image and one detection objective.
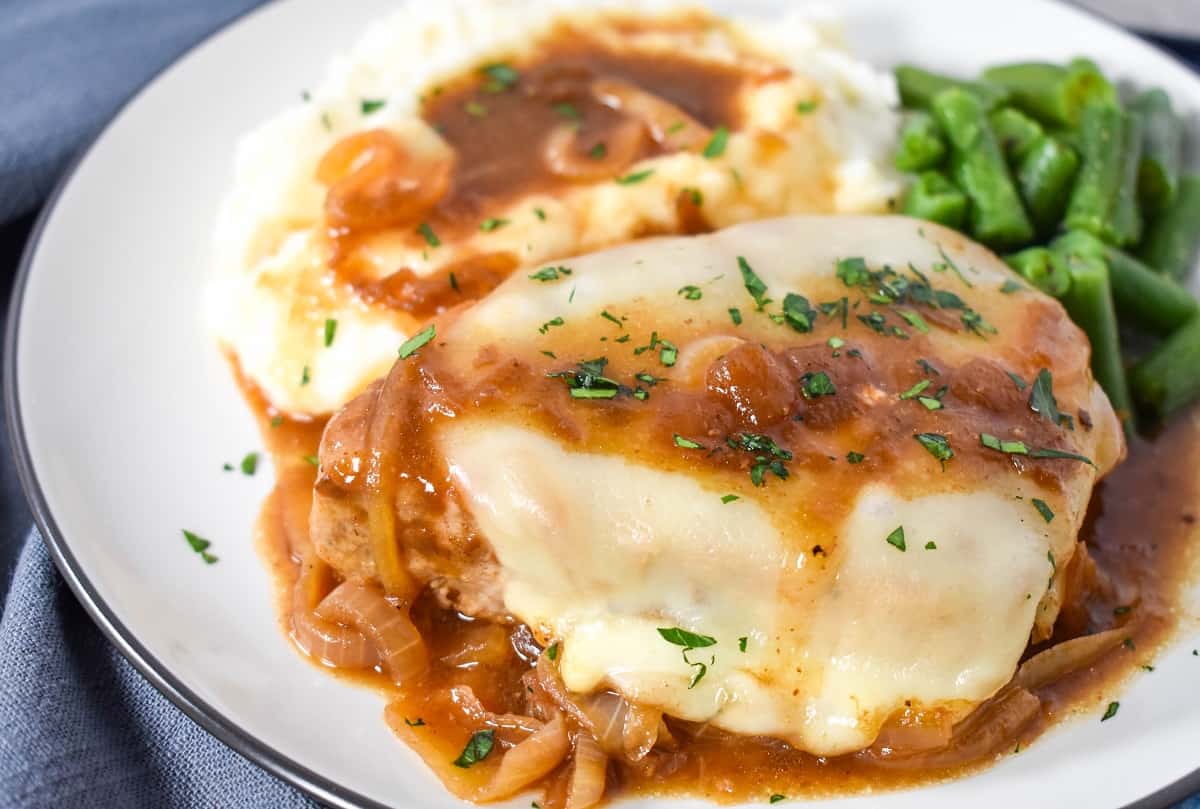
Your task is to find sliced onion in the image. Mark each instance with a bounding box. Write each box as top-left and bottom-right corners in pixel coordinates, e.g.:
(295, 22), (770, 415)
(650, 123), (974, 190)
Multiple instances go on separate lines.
(1015, 628), (1126, 690)
(566, 733), (608, 809)
(315, 581), (428, 686)
(478, 713), (570, 801)
(622, 702), (662, 762)
(291, 604), (380, 669)
(590, 78), (710, 148)
(534, 653), (595, 730)
(543, 119), (646, 181)
(448, 686), (542, 746)
(870, 709), (953, 754)
(579, 692), (625, 755)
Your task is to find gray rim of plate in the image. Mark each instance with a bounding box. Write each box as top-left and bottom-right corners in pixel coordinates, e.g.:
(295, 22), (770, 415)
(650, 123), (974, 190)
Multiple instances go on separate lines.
(4, 2), (1200, 808)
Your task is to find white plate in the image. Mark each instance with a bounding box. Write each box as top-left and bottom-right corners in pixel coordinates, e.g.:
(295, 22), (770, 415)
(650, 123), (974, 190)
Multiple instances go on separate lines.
(6, 1), (1200, 807)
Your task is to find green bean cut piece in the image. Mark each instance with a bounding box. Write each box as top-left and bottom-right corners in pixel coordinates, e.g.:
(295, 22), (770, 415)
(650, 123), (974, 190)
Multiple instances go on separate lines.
(1130, 314), (1200, 419)
(1053, 230), (1197, 337)
(895, 65), (1010, 111)
(1017, 135), (1079, 233)
(1057, 249), (1134, 427)
(1130, 88), (1182, 215)
(990, 107), (1045, 162)
(1064, 103), (1143, 248)
(895, 112), (947, 171)
(1139, 175), (1200, 282)
(1004, 247), (1070, 298)
(903, 171), (968, 229)
(981, 60), (1117, 127)
(932, 88), (1033, 249)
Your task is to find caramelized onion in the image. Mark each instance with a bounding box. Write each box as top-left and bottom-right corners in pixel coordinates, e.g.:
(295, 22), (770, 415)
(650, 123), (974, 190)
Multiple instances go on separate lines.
(1015, 628), (1126, 690)
(566, 733), (608, 809)
(533, 654), (597, 730)
(543, 119), (646, 181)
(315, 581), (428, 686)
(291, 565), (379, 669)
(622, 703), (662, 762)
(317, 128), (451, 231)
(479, 713), (570, 801)
(448, 686), (543, 746)
(590, 78), (711, 148)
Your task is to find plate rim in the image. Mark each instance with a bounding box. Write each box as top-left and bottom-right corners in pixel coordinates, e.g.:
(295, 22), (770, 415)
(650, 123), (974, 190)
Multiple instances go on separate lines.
(3, 1), (1200, 808)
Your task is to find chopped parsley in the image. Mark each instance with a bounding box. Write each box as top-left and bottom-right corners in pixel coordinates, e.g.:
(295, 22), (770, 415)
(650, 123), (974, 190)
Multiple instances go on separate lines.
(553, 102), (581, 121)
(240, 452), (258, 476)
(771, 795), (787, 804)
(847, 451), (865, 464)
(916, 358), (941, 376)
(737, 256), (771, 310)
(416, 222), (440, 247)
(397, 325), (436, 359)
(588, 142), (607, 160)
(1032, 498), (1055, 523)
(918, 396), (943, 411)
(674, 434), (704, 450)
(480, 62), (519, 92)
(1000, 279), (1024, 294)
(899, 379), (931, 400)
(795, 99), (819, 114)
(1029, 369), (1071, 428)
(1007, 371), (1029, 391)
(270, 415), (283, 429)
(600, 309), (624, 327)
(738, 636), (748, 652)
(885, 525), (907, 552)
(980, 433), (1028, 455)
(728, 433), (793, 486)
(538, 316), (565, 335)
(530, 265), (572, 282)
(533, 207), (546, 221)
(464, 100), (487, 118)
(182, 530), (218, 565)
(702, 126), (730, 159)
(404, 717), (425, 727)
(801, 371), (836, 398)
(449, 272), (459, 292)
(682, 187), (703, 206)
(828, 336), (846, 352)
(898, 309), (930, 334)
(678, 285), (703, 301)
(616, 169), (654, 185)
(453, 730), (495, 768)
(546, 642), (559, 661)
(320, 112), (332, 130)
(222, 463), (233, 472)
(303, 454), (319, 467)
(323, 318), (337, 348)
(300, 365), (310, 386)
(914, 432), (954, 468)
(479, 217), (509, 232)
(1029, 447), (1096, 466)
(360, 98), (385, 115)
(925, 541), (937, 550)
(659, 340), (678, 367)
(729, 307), (743, 326)
(782, 293), (817, 333)
(1100, 701), (1119, 722)
(657, 627), (717, 689)
(547, 357), (626, 400)
(722, 494), (740, 504)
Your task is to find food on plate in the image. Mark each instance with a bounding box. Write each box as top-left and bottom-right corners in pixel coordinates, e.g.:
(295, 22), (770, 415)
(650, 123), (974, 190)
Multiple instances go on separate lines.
(207, 2), (899, 417)
(267, 213), (1173, 806)
(891, 57), (1200, 427)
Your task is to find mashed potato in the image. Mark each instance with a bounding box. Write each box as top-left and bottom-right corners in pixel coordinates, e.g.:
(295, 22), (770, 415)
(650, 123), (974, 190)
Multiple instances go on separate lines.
(208, 0), (901, 415)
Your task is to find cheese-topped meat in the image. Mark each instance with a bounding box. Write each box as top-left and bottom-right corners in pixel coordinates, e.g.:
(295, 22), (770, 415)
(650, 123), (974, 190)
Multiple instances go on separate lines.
(312, 215), (1123, 755)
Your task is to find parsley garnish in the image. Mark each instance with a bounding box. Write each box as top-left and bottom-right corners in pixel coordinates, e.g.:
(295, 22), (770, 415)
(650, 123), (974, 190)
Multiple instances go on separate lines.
(659, 340), (678, 367)
(795, 99), (819, 114)
(417, 222), (440, 247)
(782, 293), (817, 333)
(657, 627), (717, 689)
(222, 463), (233, 472)
(738, 636), (748, 652)
(616, 169), (654, 185)
(722, 494), (740, 504)
(899, 380), (931, 400)
(1032, 498), (1055, 523)
(480, 62), (519, 92)
(270, 416), (283, 429)
(898, 309), (930, 334)
(1114, 605), (1132, 616)
(588, 142), (607, 160)
(533, 207), (546, 221)
(828, 337), (846, 353)
(538, 316), (564, 335)
(453, 730), (495, 768)
(847, 451), (865, 464)
(600, 310), (624, 328)
(729, 307), (743, 326)
(981, 433), (1028, 455)
(397, 324), (436, 359)
(300, 365), (311, 386)
(182, 530), (218, 565)
(1000, 279), (1024, 294)
(479, 217), (509, 232)
(885, 525), (907, 551)
(702, 126), (730, 159)
(738, 256), (770, 310)
(678, 285), (703, 300)
(914, 433), (954, 468)
(546, 642), (559, 661)
(404, 717), (425, 727)
(925, 541), (937, 550)
(553, 102), (581, 121)
(1007, 371), (1029, 391)
(674, 434), (704, 450)
(302, 454), (319, 467)
(465, 100), (487, 117)
(1029, 369), (1071, 428)
(801, 371), (836, 398)
(728, 433), (792, 486)
(240, 452), (258, 476)
(1101, 701), (1119, 722)
(916, 358), (940, 376)
(360, 98), (385, 115)
(1029, 447), (1095, 466)
(323, 318), (337, 347)
(547, 358), (626, 400)
(530, 265), (571, 282)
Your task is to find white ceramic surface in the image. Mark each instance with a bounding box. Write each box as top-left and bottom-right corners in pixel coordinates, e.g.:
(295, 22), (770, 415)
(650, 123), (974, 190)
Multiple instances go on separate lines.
(7, 1), (1200, 807)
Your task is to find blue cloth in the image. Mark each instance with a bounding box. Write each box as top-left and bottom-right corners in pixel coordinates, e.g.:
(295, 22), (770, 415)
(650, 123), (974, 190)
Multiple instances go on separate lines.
(0, 533), (315, 809)
(0, 2), (1199, 808)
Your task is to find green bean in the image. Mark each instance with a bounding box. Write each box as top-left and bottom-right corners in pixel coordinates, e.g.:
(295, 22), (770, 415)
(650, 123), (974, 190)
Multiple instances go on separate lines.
(980, 60), (1117, 127)
(932, 88), (1034, 249)
(902, 171), (968, 228)
(1053, 230), (1197, 336)
(1017, 135), (1079, 233)
(1138, 175), (1200, 282)
(894, 112), (947, 171)
(1056, 249), (1134, 426)
(1004, 247), (1071, 297)
(1064, 103), (1143, 248)
(895, 65), (1011, 111)
(1130, 314), (1200, 419)
(1131, 89), (1183, 214)
(990, 107), (1044, 162)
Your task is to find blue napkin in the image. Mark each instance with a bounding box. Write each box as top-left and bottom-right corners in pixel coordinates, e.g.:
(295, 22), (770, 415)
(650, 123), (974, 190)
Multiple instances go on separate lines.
(1, 2), (1199, 808)
(0, 532), (315, 809)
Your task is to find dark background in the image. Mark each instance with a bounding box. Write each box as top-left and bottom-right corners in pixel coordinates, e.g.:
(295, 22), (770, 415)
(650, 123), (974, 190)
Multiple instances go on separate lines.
(2, 33), (1200, 605)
